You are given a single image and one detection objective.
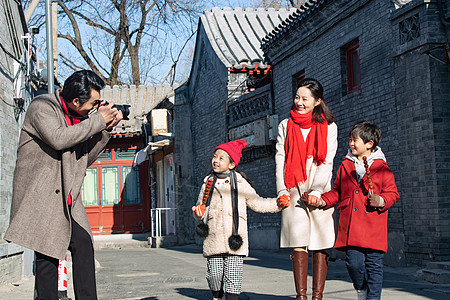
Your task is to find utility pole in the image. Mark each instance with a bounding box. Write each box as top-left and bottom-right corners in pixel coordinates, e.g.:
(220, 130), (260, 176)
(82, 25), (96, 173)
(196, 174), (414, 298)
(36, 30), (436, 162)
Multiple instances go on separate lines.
(45, 0), (54, 93)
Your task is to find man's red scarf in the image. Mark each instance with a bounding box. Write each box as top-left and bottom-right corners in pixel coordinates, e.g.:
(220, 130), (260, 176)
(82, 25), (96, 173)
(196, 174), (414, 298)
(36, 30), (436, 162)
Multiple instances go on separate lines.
(59, 91), (82, 205)
(60, 91), (81, 126)
(284, 108), (328, 189)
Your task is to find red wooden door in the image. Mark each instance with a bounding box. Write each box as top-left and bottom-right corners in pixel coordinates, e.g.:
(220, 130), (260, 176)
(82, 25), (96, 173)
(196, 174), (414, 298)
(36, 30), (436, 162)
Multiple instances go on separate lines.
(81, 148), (150, 234)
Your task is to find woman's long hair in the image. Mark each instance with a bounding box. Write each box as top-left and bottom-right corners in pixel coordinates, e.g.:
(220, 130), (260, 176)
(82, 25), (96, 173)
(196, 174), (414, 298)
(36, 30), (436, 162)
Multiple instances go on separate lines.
(297, 78), (335, 124)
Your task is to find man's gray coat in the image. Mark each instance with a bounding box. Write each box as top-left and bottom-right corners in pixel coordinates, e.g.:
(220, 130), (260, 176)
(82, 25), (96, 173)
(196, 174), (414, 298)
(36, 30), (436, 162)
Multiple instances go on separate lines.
(4, 91), (110, 260)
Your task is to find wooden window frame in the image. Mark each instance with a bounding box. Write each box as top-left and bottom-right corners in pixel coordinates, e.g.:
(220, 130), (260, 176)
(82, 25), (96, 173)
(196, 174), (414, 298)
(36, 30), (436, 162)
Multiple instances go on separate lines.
(346, 40), (361, 93)
(292, 70), (305, 99)
(122, 165), (141, 205)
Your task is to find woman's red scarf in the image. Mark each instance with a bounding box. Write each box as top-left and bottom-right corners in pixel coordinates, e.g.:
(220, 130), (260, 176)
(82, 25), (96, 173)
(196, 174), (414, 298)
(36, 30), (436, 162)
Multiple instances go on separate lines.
(284, 108), (328, 189)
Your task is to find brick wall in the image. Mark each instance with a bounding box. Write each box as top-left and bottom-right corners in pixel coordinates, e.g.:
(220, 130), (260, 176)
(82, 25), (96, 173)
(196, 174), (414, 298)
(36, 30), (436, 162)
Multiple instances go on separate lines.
(0, 0), (20, 243)
(391, 1), (450, 265)
(174, 84), (196, 244)
(174, 26), (229, 243)
(0, 252), (22, 284)
(240, 156), (281, 249)
(0, 0), (31, 283)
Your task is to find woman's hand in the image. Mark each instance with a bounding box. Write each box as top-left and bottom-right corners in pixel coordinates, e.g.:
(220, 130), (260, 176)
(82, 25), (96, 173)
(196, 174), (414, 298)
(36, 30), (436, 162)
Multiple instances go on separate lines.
(300, 192), (325, 208)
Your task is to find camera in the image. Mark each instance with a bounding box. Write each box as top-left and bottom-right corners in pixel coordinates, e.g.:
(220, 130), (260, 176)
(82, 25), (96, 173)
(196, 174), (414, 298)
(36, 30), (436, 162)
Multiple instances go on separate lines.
(102, 101), (131, 120)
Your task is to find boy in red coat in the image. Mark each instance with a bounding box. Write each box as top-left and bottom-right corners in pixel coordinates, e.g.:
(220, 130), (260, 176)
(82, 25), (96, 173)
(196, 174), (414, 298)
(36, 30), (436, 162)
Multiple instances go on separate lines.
(302, 121), (399, 300)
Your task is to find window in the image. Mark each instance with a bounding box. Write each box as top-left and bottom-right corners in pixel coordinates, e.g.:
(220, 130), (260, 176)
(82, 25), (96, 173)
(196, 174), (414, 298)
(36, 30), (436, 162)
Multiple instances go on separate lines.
(81, 167), (99, 206)
(122, 166), (141, 205)
(346, 40), (361, 93)
(116, 149), (136, 160)
(97, 151), (112, 161)
(101, 166), (120, 205)
(292, 70), (305, 98)
(399, 14), (420, 44)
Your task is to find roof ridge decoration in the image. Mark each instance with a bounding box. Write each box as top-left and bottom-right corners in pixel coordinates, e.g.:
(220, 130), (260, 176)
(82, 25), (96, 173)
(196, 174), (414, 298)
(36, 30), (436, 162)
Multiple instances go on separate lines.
(199, 6), (296, 69)
(261, 0), (327, 51)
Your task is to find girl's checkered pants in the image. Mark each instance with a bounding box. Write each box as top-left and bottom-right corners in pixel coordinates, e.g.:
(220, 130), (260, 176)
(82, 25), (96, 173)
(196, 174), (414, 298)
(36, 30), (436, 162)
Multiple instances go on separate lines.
(206, 254), (244, 295)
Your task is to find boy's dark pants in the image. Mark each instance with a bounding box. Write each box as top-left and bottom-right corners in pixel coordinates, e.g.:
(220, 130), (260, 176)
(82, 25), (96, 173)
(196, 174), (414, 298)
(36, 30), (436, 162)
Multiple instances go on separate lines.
(35, 219), (97, 300)
(345, 247), (384, 299)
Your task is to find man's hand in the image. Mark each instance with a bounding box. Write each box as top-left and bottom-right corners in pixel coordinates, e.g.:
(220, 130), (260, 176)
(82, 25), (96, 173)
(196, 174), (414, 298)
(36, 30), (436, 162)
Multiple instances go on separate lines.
(105, 109), (123, 131)
(277, 194), (291, 208)
(98, 101), (123, 130)
(192, 204), (206, 218)
(369, 194), (385, 208)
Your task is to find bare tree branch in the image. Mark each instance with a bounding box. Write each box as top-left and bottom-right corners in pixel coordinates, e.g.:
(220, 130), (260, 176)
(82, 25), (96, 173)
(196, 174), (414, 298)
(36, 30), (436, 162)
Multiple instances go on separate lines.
(162, 30), (196, 85)
(70, 10), (116, 35)
(57, 1), (105, 80)
(29, 0), (203, 84)
(88, 46), (110, 75)
(59, 53), (84, 72)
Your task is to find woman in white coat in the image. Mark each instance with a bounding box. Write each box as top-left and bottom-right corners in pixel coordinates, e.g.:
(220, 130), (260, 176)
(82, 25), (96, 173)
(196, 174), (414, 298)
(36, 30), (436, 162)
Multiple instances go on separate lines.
(276, 78), (337, 300)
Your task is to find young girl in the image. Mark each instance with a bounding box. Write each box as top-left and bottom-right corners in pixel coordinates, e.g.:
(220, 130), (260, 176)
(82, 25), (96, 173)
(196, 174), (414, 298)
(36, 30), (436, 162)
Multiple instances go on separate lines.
(275, 78), (337, 300)
(192, 139), (283, 300)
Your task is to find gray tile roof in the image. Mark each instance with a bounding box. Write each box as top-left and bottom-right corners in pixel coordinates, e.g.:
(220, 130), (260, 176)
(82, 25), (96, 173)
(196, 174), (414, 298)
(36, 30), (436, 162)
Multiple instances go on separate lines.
(201, 7), (297, 69)
(261, 0), (327, 52)
(101, 84), (177, 135)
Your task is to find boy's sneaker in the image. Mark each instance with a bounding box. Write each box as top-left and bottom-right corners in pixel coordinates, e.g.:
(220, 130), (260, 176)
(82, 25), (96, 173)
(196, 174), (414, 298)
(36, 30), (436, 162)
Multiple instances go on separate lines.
(356, 288), (368, 300)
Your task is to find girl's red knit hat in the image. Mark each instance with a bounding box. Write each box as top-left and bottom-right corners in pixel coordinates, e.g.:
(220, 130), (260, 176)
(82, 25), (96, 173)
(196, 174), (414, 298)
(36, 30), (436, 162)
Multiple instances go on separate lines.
(215, 139), (247, 166)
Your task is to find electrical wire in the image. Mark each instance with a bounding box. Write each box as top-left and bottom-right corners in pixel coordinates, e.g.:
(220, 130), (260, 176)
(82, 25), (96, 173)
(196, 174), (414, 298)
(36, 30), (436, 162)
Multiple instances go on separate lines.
(0, 41), (26, 67)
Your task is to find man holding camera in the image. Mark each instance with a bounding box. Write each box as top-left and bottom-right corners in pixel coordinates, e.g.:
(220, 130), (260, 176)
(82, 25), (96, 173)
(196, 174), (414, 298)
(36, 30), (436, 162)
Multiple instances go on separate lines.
(5, 70), (123, 299)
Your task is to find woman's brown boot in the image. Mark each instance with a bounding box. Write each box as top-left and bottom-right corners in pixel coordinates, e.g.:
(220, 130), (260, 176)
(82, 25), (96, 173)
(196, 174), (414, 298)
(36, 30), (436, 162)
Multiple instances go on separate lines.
(312, 250), (328, 300)
(291, 250), (309, 300)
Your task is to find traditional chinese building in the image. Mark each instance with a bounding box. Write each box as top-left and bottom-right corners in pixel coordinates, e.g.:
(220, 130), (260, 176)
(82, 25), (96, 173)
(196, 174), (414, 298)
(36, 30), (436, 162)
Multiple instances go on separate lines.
(174, 7), (296, 248)
(173, 0), (450, 278)
(80, 84), (175, 237)
(261, 0), (450, 272)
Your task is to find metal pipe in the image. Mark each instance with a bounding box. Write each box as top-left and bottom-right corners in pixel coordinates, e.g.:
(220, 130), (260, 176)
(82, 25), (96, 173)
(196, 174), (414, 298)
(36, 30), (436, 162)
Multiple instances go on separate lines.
(45, 0), (54, 93)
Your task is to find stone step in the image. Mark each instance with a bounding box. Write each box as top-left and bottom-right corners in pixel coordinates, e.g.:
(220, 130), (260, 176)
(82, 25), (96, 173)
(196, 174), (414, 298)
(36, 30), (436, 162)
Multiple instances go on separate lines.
(422, 268), (450, 284)
(426, 261), (450, 271)
(149, 235), (178, 248)
(93, 233), (150, 250)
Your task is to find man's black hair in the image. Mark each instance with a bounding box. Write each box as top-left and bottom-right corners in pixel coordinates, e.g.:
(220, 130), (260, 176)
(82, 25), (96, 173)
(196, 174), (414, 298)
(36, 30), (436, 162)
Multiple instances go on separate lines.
(60, 70), (105, 104)
(349, 121), (382, 150)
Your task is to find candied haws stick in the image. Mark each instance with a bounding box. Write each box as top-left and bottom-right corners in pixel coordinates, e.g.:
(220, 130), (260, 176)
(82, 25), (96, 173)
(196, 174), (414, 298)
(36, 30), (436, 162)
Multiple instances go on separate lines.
(362, 156), (373, 195)
(202, 178), (214, 204)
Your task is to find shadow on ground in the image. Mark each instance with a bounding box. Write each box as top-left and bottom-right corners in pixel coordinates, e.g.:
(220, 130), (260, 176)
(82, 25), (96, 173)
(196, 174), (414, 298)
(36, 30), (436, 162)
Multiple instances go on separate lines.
(176, 287), (215, 300)
(240, 292), (293, 299)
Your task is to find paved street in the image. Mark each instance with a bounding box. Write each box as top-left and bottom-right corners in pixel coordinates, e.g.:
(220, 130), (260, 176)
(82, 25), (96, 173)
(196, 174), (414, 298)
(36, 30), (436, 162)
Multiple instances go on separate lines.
(1, 244), (450, 299)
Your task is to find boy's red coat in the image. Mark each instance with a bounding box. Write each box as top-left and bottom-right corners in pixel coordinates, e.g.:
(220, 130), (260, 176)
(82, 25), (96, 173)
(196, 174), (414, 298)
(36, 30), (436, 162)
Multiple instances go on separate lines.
(321, 159), (399, 252)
